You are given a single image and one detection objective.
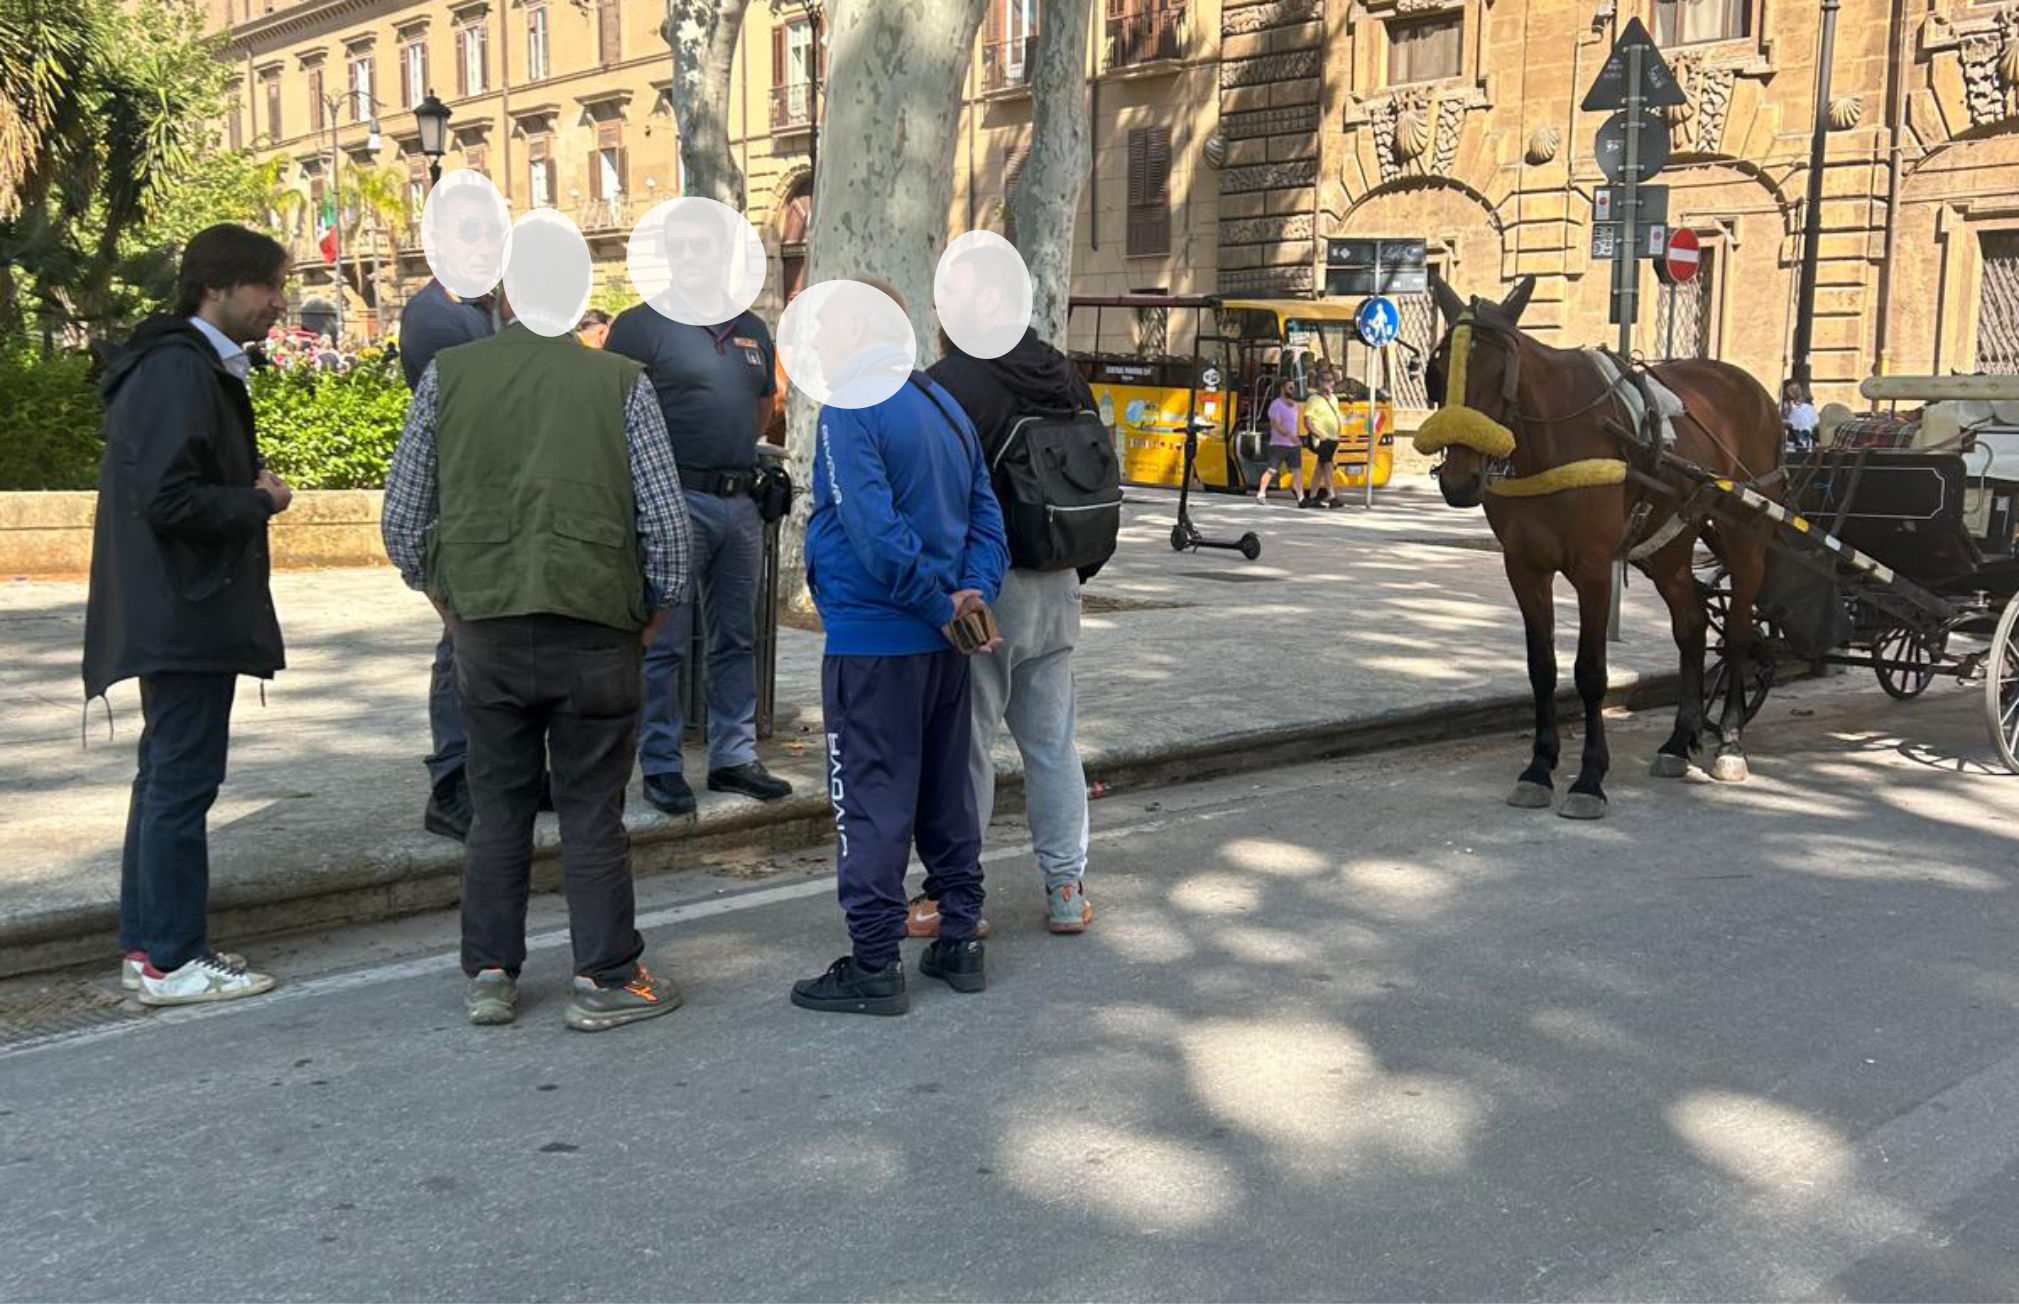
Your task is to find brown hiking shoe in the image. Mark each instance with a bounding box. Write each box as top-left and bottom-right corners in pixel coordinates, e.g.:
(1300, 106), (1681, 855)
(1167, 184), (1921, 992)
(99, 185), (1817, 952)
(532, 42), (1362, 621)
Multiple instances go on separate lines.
(905, 894), (992, 940)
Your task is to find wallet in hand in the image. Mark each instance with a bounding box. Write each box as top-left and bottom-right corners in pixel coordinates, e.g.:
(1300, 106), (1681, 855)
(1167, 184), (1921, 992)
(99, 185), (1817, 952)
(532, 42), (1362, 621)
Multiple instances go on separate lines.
(945, 603), (1000, 654)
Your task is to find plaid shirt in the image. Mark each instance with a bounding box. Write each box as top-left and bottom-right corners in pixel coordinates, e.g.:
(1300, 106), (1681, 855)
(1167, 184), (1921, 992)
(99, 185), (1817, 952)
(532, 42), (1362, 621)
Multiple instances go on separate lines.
(382, 361), (694, 609)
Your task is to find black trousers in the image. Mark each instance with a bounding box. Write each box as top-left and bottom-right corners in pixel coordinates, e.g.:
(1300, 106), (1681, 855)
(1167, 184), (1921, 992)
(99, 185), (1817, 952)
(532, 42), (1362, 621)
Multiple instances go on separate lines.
(117, 672), (237, 972)
(452, 614), (645, 984)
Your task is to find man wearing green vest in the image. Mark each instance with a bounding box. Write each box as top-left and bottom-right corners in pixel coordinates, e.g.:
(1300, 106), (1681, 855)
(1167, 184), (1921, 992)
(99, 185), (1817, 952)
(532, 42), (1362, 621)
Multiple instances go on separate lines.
(382, 260), (695, 1032)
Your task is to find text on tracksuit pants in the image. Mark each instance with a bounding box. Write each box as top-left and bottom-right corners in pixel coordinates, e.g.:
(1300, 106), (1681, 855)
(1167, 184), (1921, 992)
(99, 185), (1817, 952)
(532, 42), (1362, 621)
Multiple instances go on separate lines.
(821, 650), (985, 969)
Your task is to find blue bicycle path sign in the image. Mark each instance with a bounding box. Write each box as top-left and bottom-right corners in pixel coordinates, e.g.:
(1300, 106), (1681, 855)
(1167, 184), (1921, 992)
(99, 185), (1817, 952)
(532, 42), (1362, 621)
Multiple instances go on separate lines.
(1355, 296), (1401, 348)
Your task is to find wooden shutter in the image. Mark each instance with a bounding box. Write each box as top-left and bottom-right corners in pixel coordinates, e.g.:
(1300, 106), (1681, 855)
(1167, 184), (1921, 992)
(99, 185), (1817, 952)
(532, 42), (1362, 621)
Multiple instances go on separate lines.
(986, 0), (1005, 48)
(419, 43), (429, 101)
(266, 77), (281, 138)
(455, 28), (467, 95)
(815, 18), (825, 80)
(466, 143), (486, 176)
(588, 147), (602, 201)
(400, 44), (412, 105)
(1126, 125), (1170, 257)
(772, 22), (786, 86)
(309, 68), (323, 130)
(1107, 0), (1129, 17)
(598, 0), (620, 64)
(1003, 140), (1032, 245)
(477, 25), (488, 91)
(229, 102), (243, 150)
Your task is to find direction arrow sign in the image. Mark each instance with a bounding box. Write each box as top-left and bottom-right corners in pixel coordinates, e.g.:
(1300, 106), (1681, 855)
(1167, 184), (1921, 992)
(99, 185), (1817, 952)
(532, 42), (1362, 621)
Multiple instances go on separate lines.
(1657, 226), (1702, 284)
(1595, 111), (1671, 181)
(1581, 16), (1688, 112)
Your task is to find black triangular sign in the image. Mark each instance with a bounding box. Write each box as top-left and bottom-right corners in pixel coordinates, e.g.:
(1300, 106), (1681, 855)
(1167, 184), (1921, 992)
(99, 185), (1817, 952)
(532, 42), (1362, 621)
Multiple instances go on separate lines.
(1581, 17), (1688, 112)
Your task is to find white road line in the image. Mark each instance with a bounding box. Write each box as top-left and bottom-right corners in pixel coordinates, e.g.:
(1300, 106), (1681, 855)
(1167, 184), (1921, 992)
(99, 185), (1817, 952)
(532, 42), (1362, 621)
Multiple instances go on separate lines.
(0, 803), (1250, 1062)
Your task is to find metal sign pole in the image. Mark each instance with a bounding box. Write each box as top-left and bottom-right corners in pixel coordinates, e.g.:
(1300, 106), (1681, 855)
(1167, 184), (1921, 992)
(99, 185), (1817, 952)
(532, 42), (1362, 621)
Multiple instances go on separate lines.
(1365, 340), (1378, 509)
(1607, 42), (1645, 645)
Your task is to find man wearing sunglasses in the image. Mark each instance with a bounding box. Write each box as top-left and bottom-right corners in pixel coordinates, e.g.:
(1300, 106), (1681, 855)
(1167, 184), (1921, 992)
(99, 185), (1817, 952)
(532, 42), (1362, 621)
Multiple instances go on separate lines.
(397, 183), (504, 842)
(605, 203), (792, 819)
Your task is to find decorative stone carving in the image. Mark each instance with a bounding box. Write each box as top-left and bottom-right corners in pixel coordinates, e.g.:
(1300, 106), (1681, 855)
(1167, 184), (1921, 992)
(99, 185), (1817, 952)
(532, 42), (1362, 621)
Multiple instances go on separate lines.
(1221, 0), (1319, 36)
(1962, 31), (2006, 126)
(1219, 105), (1321, 141)
(1524, 124), (1561, 165)
(1827, 95), (1864, 130)
(1394, 109), (1430, 160)
(1203, 133), (1227, 169)
(1220, 159), (1320, 194)
(1433, 94), (1465, 174)
(2002, 8), (2019, 87)
(1396, 0), (1446, 10)
(1689, 65), (1738, 152)
(1660, 49), (1701, 125)
(1221, 48), (1322, 89)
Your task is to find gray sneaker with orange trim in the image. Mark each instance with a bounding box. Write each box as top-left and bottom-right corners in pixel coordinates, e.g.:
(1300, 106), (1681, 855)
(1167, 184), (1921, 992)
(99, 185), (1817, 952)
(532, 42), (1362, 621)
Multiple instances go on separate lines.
(905, 894), (992, 940)
(564, 963), (683, 1032)
(1047, 881), (1094, 934)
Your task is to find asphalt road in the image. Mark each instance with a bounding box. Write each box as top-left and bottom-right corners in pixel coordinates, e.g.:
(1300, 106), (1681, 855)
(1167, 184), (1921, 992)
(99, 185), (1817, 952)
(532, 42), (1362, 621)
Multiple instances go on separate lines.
(4, 674), (2018, 1302)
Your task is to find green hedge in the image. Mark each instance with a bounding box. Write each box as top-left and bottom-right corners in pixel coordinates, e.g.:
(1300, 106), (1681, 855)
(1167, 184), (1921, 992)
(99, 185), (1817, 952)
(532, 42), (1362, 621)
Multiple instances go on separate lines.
(0, 346), (410, 491)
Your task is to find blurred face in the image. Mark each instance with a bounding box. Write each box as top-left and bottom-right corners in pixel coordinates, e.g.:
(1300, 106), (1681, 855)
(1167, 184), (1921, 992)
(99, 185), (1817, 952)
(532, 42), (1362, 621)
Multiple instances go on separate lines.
(580, 322), (609, 349)
(663, 217), (722, 305)
(934, 260), (1010, 341)
(814, 307), (865, 375)
(438, 196), (505, 291)
(212, 275), (289, 343)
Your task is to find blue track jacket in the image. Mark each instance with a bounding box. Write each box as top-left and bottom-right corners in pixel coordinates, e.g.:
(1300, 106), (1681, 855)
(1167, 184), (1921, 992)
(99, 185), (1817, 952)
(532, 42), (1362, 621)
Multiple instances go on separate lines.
(807, 366), (1009, 656)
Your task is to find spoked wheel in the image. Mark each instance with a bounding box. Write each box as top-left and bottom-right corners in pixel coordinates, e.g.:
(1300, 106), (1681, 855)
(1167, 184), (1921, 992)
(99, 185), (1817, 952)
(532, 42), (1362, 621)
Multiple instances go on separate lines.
(1705, 641), (1775, 731)
(1874, 624), (1945, 700)
(1986, 593), (2019, 774)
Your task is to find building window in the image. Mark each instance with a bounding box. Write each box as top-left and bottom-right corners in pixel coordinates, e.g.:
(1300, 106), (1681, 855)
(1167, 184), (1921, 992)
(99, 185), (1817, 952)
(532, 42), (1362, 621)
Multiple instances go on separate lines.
(984, 0), (1038, 93)
(1106, 0), (1185, 69)
(308, 67), (325, 130)
(596, 0), (620, 65)
(406, 166), (427, 229)
(588, 124), (627, 216)
(1387, 11), (1463, 85)
(456, 22), (488, 96)
(349, 55), (374, 122)
(463, 142), (487, 177)
(526, 7), (550, 82)
(228, 100), (243, 150)
(401, 39), (427, 107)
(1125, 124), (1171, 258)
(264, 74), (282, 139)
(1652, 245), (1718, 360)
(770, 18), (821, 129)
(528, 136), (555, 208)
(1977, 231), (2019, 375)
(1653, 0), (1749, 46)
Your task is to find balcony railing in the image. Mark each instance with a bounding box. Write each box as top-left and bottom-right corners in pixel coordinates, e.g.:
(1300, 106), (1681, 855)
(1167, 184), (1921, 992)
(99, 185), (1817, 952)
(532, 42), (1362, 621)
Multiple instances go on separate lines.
(1106, 2), (1186, 69)
(575, 195), (632, 232)
(982, 35), (1038, 93)
(771, 82), (813, 132)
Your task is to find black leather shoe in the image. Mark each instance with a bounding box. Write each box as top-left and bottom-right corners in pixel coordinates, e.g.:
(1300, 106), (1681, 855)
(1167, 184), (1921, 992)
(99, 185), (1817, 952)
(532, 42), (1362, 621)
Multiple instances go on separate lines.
(790, 956), (908, 1016)
(643, 773), (697, 818)
(919, 937), (986, 994)
(707, 762), (793, 802)
(424, 775), (472, 842)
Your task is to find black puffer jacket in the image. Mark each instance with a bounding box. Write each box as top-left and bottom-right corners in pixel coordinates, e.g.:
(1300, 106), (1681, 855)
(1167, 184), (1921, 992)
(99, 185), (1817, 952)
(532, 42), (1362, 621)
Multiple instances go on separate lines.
(82, 316), (284, 700)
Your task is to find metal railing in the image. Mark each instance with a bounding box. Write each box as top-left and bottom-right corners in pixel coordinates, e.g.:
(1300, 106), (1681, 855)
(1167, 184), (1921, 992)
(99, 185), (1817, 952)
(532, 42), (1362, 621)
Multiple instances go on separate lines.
(575, 195), (631, 231)
(982, 35), (1038, 92)
(1106, 1), (1186, 69)
(770, 82), (813, 131)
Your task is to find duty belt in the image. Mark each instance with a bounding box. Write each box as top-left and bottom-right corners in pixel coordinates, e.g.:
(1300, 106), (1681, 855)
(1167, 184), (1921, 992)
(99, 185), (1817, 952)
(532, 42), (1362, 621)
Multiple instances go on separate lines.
(679, 466), (755, 497)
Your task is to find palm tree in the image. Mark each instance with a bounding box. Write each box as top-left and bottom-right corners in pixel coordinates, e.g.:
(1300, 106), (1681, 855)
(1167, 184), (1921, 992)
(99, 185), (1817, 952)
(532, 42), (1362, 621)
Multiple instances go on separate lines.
(0, 0), (104, 222)
(341, 163), (411, 331)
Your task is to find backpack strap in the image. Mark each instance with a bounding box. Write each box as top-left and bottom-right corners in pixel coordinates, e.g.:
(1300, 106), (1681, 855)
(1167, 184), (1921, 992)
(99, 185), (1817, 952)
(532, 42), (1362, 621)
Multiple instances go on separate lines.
(906, 371), (981, 462)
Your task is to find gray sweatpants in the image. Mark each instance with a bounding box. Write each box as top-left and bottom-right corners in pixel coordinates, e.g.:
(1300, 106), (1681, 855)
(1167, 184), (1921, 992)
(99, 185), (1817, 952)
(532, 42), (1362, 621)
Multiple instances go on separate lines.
(968, 567), (1090, 888)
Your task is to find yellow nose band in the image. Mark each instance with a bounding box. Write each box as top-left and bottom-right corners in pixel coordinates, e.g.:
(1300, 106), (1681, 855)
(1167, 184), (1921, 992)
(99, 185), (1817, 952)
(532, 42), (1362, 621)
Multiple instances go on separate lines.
(1411, 322), (1517, 459)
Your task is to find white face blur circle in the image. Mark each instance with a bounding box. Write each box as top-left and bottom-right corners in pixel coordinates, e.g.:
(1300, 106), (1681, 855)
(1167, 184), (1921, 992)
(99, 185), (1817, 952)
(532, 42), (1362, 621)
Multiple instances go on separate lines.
(776, 279), (917, 410)
(933, 230), (1033, 360)
(420, 169), (511, 299)
(625, 197), (769, 326)
(501, 209), (594, 338)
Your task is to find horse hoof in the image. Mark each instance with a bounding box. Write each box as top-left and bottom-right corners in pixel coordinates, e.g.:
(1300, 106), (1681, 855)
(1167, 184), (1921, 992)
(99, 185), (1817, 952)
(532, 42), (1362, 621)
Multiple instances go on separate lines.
(1709, 753), (1750, 783)
(1559, 792), (1608, 820)
(1507, 781), (1553, 809)
(1648, 753), (1691, 779)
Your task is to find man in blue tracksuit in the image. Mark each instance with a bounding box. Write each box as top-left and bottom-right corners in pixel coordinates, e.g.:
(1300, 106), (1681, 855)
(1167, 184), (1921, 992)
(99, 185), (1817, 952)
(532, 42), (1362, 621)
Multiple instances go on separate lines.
(791, 286), (1009, 1016)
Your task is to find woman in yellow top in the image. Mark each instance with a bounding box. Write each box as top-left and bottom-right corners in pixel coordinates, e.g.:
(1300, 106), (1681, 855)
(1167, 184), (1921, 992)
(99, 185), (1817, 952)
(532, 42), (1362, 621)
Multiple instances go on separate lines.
(1302, 366), (1346, 509)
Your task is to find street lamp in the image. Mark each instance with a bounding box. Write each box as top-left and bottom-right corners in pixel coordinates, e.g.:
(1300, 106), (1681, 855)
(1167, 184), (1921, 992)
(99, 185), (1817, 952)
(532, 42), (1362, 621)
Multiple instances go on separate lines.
(414, 91), (452, 186)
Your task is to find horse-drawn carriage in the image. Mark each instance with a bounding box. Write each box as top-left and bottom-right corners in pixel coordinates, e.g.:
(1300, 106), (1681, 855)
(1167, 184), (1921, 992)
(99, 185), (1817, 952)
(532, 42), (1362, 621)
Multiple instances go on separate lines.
(1697, 373), (2019, 772)
(1413, 275), (2019, 820)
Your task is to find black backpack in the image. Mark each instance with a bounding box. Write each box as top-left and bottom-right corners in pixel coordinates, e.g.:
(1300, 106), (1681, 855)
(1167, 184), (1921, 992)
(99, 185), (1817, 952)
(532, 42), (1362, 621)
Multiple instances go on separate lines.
(911, 375), (1123, 574)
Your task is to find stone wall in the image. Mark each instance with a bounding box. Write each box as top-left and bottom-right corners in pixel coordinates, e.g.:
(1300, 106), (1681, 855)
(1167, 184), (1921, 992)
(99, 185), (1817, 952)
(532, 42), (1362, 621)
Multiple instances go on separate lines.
(0, 493), (391, 578)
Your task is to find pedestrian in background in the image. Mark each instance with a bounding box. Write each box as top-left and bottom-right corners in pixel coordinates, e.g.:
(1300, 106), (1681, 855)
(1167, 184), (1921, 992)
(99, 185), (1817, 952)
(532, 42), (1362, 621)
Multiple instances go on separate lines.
(1304, 366), (1346, 509)
(792, 278), (1009, 1016)
(395, 181), (505, 843)
(382, 240), (695, 1030)
(1256, 377), (1305, 506)
(929, 243), (1102, 936)
(84, 223), (293, 1006)
(577, 309), (612, 349)
(606, 202), (793, 820)
(1782, 380), (1820, 452)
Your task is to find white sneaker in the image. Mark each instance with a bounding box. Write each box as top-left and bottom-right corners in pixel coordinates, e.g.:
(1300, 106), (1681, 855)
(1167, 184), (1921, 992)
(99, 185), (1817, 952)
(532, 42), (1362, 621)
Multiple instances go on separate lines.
(137, 953), (276, 1006)
(122, 950), (246, 991)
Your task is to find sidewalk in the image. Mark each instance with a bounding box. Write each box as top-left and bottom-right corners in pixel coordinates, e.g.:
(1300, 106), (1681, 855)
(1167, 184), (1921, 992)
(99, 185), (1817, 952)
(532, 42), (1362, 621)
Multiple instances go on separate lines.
(0, 477), (1689, 976)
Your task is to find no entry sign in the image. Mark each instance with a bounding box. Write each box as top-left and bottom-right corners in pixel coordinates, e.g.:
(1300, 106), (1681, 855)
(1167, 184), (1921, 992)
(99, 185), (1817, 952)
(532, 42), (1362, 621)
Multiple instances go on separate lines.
(1658, 227), (1701, 285)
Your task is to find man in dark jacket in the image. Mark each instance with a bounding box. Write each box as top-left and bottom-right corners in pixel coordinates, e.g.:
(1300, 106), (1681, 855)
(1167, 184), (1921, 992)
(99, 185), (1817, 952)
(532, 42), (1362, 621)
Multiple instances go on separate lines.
(85, 223), (292, 1006)
(926, 243), (1102, 937)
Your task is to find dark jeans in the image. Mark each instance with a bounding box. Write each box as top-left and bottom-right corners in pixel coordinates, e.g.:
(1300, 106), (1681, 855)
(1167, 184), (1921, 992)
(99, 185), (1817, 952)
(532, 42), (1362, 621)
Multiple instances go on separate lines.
(821, 650), (983, 969)
(640, 491), (763, 777)
(453, 614), (646, 984)
(425, 626), (467, 790)
(118, 673), (237, 972)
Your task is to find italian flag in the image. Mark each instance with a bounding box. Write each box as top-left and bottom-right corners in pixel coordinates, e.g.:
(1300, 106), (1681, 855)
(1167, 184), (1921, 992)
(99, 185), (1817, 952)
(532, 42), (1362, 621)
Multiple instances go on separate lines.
(317, 194), (339, 264)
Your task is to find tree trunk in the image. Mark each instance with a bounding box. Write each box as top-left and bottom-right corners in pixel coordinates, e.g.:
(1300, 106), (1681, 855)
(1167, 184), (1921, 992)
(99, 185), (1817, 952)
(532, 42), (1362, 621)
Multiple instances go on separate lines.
(1011, 0), (1092, 350)
(661, 0), (752, 207)
(776, 0), (990, 612)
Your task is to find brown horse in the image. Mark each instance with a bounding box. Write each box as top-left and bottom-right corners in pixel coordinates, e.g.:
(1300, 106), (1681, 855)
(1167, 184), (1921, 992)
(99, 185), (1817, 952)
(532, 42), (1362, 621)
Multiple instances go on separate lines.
(1418, 275), (1783, 818)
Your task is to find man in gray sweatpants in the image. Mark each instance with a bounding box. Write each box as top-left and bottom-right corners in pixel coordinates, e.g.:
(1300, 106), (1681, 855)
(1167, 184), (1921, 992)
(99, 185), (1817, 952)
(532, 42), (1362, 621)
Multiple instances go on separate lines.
(926, 283), (1100, 935)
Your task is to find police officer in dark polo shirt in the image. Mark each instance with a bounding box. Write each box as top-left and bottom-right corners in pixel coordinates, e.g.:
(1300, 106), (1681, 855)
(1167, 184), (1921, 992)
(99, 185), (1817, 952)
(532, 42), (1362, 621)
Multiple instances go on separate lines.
(605, 201), (793, 816)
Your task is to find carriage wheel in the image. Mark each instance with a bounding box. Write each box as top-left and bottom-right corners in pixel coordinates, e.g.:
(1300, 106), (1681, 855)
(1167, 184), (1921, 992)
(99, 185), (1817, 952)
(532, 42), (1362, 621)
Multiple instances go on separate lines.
(1985, 593), (2019, 775)
(1874, 625), (1945, 700)
(1704, 642), (1774, 732)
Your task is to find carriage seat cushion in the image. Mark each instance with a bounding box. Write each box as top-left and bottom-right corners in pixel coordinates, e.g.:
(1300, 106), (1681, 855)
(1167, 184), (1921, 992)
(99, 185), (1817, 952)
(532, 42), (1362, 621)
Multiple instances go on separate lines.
(1582, 349), (1686, 449)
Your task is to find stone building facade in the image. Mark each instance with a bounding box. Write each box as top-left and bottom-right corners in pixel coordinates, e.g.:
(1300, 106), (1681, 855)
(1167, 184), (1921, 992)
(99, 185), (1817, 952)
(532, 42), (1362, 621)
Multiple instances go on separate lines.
(209, 0), (2019, 409)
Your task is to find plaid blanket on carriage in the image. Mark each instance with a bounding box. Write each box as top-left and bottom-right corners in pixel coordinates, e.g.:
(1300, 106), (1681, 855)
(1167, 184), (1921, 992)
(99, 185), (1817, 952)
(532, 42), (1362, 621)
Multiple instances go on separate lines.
(1827, 410), (1925, 450)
